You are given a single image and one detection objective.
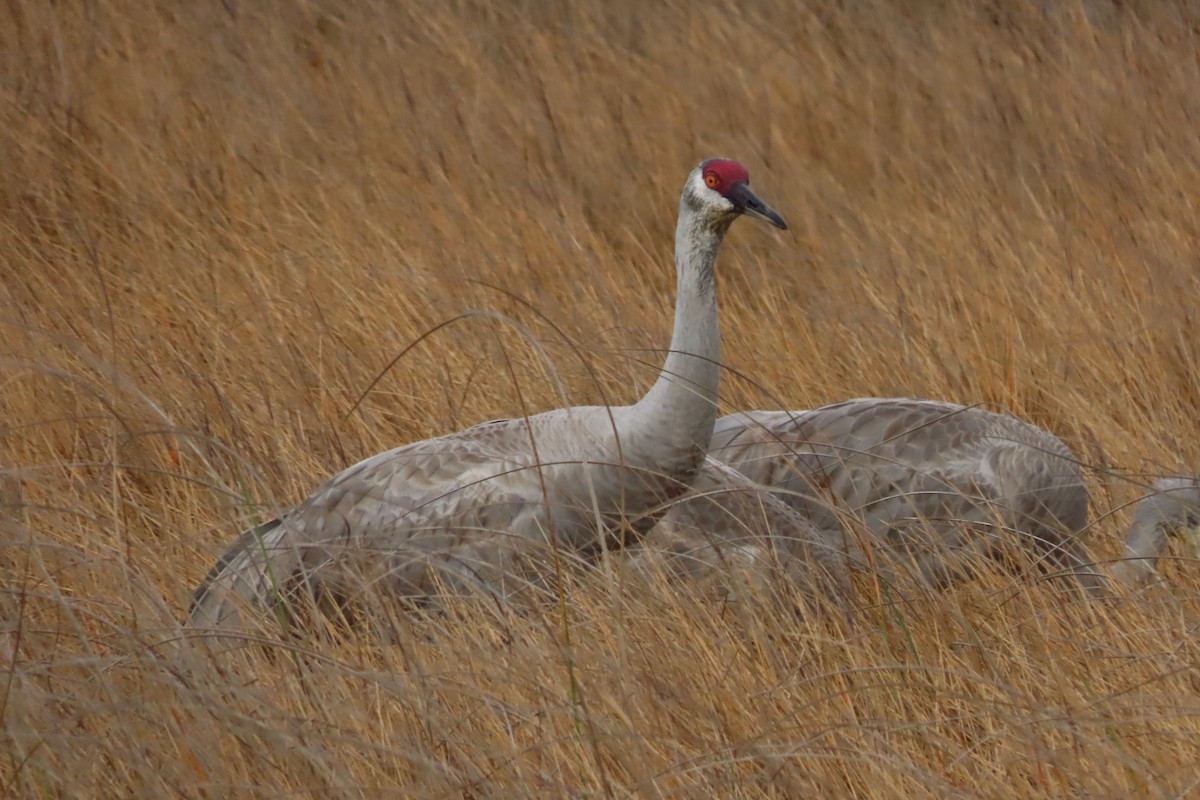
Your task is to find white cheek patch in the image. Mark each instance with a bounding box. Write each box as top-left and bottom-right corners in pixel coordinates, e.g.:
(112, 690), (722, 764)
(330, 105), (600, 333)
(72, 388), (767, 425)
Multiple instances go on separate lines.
(691, 173), (732, 209)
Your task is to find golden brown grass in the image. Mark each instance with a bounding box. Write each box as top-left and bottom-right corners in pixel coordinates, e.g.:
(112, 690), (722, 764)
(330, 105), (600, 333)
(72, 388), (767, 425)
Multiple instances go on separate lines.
(2, 0), (1199, 795)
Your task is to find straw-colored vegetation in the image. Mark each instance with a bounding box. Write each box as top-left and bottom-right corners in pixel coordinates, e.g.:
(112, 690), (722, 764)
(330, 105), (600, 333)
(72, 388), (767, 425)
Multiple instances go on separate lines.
(2, 0), (1199, 796)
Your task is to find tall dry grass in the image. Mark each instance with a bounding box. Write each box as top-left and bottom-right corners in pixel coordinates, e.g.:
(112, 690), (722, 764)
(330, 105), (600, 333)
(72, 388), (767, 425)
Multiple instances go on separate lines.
(1, 0), (1199, 796)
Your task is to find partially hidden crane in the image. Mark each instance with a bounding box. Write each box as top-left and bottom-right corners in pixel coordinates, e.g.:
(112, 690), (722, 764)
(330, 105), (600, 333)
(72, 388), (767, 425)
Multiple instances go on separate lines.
(648, 397), (1199, 594)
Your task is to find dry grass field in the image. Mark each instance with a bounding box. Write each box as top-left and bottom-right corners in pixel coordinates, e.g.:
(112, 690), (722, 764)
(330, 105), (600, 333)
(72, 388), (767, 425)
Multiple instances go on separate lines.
(2, 0), (1200, 796)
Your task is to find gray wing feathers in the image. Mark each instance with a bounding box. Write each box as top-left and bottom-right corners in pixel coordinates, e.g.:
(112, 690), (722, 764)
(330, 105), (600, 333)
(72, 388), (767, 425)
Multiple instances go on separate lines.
(710, 398), (1096, 590)
(189, 417), (569, 627)
(189, 518), (284, 623)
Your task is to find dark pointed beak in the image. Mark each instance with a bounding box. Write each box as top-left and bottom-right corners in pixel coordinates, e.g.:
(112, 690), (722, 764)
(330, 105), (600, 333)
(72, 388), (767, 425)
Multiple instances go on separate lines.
(729, 182), (787, 230)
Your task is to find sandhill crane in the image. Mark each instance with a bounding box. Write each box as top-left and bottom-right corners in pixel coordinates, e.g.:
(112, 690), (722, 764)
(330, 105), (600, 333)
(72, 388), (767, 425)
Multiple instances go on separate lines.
(657, 398), (1200, 597)
(695, 397), (1103, 593)
(188, 157), (788, 629)
(1109, 477), (1200, 587)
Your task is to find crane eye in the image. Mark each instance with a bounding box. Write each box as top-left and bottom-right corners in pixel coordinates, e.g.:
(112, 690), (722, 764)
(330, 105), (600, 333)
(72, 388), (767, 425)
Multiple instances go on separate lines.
(704, 173), (719, 189)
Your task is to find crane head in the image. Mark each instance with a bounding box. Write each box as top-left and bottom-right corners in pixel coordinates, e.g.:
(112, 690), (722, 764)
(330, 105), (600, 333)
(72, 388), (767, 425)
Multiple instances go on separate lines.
(692, 158), (788, 230)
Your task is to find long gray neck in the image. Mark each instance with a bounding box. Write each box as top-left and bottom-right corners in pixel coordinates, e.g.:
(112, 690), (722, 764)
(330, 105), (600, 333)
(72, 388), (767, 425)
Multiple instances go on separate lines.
(1113, 515), (1170, 586)
(630, 194), (729, 455)
(1111, 482), (1199, 586)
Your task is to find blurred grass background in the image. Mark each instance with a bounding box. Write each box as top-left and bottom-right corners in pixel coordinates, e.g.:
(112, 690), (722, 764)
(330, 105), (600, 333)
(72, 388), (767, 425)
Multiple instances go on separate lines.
(1, 0), (1199, 796)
